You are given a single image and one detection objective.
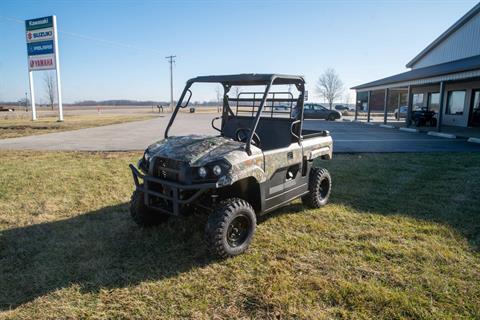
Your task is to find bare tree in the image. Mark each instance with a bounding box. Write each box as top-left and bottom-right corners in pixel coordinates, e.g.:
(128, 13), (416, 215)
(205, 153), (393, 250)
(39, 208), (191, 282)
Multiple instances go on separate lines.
(316, 68), (344, 110)
(215, 86), (222, 112)
(232, 86), (241, 98)
(344, 91), (351, 107)
(44, 72), (56, 110)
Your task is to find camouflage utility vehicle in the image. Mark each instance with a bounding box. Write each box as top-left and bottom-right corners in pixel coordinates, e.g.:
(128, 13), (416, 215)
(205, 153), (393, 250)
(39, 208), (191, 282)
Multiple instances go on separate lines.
(129, 74), (333, 257)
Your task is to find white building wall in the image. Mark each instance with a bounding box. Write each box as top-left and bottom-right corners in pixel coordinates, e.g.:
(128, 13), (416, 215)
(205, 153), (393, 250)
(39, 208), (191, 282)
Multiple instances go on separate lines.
(411, 11), (480, 69)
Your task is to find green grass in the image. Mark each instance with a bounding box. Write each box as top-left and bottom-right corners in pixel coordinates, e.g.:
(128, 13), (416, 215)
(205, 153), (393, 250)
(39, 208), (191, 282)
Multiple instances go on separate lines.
(0, 114), (157, 139)
(0, 152), (479, 319)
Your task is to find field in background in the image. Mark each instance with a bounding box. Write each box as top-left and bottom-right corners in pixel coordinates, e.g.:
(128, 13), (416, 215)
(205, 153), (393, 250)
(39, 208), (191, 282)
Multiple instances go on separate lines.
(0, 113), (158, 139)
(0, 152), (478, 319)
(0, 105), (221, 139)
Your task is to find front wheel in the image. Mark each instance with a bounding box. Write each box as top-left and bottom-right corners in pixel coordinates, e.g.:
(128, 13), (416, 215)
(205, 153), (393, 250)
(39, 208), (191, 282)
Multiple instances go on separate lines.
(205, 198), (256, 258)
(302, 167), (332, 208)
(130, 187), (170, 227)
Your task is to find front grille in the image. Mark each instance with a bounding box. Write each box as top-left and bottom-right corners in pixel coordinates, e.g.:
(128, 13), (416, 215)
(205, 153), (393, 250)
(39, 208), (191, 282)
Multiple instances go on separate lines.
(153, 157), (183, 181)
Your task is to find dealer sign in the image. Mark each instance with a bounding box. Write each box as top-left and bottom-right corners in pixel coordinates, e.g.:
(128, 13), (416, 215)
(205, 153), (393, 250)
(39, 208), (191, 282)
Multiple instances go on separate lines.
(25, 16), (56, 71)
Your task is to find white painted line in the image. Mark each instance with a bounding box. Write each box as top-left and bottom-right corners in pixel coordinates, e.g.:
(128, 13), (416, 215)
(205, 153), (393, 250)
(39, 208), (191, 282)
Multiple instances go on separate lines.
(399, 127), (419, 133)
(467, 137), (480, 144)
(427, 131), (456, 139)
(335, 139), (462, 142)
(379, 124), (395, 129)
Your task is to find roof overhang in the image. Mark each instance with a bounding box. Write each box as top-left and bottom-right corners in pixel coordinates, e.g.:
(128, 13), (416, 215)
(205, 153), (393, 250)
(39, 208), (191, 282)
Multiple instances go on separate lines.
(352, 55), (480, 92)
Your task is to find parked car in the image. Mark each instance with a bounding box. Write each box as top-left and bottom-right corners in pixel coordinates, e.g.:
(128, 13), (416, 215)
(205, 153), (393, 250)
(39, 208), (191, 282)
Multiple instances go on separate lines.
(304, 103), (342, 121)
(412, 107), (437, 127)
(394, 106), (408, 120)
(334, 105), (352, 116)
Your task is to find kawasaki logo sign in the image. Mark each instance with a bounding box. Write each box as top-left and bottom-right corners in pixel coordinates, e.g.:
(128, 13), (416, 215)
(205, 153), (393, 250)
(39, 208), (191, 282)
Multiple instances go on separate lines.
(25, 16), (53, 31)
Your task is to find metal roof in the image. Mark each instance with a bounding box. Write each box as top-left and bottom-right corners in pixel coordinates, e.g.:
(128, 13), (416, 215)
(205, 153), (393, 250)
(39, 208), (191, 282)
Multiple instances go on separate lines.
(187, 73), (305, 85)
(406, 3), (480, 68)
(351, 55), (480, 90)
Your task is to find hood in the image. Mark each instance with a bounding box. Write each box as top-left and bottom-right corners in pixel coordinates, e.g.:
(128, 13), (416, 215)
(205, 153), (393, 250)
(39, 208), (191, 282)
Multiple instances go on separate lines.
(146, 135), (246, 166)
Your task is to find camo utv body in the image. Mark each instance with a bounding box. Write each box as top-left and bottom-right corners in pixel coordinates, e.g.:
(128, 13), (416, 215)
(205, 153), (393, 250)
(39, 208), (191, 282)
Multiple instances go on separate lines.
(129, 74), (333, 257)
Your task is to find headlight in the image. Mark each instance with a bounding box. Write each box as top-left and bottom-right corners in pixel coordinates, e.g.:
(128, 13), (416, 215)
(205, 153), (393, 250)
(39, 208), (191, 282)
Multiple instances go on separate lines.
(144, 151), (151, 162)
(198, 166), (207, 178)
(212, 165), (222, 176)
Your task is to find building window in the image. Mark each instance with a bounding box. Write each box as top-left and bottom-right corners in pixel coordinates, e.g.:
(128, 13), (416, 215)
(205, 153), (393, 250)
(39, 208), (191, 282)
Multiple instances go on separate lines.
(446, 91), (466, 115)
(428, 92), (440, 113)
(471, 90), (480, 127)
(412, 93), (424, 111)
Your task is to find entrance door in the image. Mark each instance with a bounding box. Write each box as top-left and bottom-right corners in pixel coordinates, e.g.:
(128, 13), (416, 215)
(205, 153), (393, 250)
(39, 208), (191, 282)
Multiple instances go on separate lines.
(470, 90), (480, 127)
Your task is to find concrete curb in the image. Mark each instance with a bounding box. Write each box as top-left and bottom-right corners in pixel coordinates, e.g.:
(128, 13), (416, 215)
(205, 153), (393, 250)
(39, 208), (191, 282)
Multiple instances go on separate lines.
(379, 124), (395, 129)
(365, 122), (376, 125)
(399, 127), (419, 133)
(467, 137), (480, 144)
(427, 131), (456, 139)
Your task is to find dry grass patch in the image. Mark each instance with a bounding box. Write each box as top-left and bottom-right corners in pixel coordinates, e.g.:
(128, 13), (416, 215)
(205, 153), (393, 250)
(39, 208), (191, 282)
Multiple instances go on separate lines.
(0, 114), (157, 139)
(0, 152), (479, 319)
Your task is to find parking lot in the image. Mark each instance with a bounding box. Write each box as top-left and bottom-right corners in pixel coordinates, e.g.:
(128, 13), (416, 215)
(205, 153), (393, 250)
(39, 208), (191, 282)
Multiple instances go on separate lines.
(0, 113), (479, 153)
(304, 120), (480, 153)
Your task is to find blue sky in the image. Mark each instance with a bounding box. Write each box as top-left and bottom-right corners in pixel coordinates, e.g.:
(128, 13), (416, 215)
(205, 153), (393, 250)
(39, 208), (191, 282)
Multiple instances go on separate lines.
(0, 0), (478, 103)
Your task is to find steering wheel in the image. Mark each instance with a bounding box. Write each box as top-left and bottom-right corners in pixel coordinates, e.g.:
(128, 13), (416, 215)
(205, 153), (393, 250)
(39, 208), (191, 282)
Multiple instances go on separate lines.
(235, 128), (261, 147)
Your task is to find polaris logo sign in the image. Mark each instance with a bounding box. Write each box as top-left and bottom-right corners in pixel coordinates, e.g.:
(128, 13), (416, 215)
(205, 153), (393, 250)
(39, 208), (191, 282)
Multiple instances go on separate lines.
(27, 41), (55, 56)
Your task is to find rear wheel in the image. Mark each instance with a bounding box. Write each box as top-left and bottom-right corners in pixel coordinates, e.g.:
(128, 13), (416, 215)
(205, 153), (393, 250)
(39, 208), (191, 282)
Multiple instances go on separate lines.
(302, 167), (332, 208)
(205, 198), (256, 258)
(328, 114), (336, 121)
(130, 186), (169, 227)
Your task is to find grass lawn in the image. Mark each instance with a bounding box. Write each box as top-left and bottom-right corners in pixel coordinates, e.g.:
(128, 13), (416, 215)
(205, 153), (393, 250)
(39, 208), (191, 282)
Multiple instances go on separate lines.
(0, 114), (157, 139)
(0, 152), (479, 319)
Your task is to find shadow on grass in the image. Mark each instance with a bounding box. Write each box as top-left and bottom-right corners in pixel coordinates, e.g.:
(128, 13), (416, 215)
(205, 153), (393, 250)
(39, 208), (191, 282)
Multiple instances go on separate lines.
(0, 204), (216, 310)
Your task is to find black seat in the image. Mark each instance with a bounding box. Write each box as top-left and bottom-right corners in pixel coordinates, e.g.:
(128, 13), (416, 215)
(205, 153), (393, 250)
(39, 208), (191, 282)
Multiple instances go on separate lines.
(222, 116), (294, 150)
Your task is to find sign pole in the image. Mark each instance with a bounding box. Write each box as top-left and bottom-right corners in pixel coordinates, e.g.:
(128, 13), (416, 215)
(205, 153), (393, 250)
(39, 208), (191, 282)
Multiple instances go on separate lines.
(28, 71), (37, 120)
(52, 15), (63, 121)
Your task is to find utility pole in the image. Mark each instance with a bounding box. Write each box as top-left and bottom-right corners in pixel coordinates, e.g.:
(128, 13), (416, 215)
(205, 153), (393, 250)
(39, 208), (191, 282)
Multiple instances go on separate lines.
(165, 55), (176, 111)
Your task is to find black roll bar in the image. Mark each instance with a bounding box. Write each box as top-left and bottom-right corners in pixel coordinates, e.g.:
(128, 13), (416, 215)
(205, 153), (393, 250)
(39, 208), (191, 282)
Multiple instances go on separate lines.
(164, 74), (306, 154)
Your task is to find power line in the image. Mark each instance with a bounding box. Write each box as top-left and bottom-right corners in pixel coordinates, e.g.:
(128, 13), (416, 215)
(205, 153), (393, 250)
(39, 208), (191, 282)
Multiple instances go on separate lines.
(0, 15), (162, 55)
(166, 55), (176, 111)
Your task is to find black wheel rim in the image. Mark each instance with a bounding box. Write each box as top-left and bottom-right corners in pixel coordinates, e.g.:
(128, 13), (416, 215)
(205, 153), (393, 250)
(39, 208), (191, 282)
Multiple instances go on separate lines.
(227, 214), (250, 247)
(319, 177), (330, 199)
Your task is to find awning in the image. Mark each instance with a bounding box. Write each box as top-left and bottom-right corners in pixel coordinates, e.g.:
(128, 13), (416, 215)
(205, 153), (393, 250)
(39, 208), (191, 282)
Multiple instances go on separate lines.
(352, 55), (480, 91)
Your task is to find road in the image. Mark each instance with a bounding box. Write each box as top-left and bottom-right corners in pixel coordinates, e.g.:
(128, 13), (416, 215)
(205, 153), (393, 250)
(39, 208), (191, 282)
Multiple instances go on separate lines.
(0, 113), (479, 153)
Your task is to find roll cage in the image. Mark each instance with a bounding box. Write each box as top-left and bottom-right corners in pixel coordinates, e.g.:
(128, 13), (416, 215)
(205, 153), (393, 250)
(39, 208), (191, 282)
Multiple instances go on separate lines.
(164, 74), (306, 155)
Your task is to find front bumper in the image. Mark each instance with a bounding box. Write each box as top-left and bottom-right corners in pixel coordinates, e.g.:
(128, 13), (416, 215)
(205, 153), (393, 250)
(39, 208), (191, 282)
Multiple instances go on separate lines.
(129, 164), (216, 216)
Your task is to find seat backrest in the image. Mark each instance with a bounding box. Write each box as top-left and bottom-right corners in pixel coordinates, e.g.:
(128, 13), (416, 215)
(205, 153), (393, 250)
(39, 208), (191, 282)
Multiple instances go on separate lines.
(222, 116), (294, 151)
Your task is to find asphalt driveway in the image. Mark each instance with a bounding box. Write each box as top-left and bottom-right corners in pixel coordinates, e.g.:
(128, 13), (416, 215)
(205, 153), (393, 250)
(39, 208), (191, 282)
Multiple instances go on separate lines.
(0, 114), (479, 153)
(303, 120), (480, 153)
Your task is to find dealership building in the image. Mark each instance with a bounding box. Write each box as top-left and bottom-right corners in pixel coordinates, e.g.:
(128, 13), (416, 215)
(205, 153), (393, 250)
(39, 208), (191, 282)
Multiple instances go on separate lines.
(352, 3), (480, 131)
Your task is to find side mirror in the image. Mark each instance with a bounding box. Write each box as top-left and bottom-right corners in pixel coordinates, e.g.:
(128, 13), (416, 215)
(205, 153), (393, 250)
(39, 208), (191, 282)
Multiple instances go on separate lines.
(180, 89), (192, 108)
